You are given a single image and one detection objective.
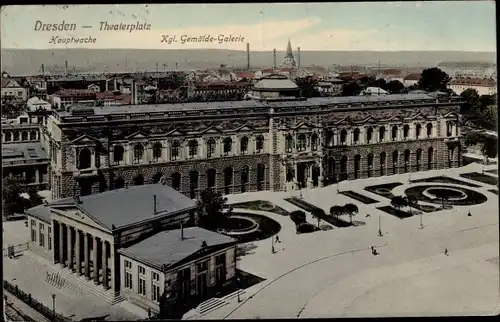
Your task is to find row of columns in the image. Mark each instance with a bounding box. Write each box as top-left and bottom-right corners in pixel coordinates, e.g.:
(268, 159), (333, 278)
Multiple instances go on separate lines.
(54, 221), (111, 290)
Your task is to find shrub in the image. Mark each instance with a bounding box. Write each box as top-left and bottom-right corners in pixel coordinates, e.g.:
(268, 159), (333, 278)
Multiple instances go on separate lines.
(290, 210), (307, 224)
(296, 222), (316, 234)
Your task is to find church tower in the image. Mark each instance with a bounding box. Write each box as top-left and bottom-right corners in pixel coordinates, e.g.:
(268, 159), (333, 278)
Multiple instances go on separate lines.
(282, 39), (297, 67)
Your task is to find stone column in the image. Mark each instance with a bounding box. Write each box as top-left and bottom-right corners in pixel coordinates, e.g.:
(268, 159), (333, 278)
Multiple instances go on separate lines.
(67, 226), (73, 270)
(102, 241), (109, 289)
(35, 169), (40, 184)
(319, 160), (324, 187)
(84, 233), (90, 279)
(93, 236), (99, 284)
(75, 230), (81, 274)
(59, 223), (65, 267)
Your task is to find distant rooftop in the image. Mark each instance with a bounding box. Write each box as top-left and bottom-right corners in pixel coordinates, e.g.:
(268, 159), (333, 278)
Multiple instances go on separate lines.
(2, 142), (48, 167)
(26, 184), (197, 230)
(118, 227), (236, 270)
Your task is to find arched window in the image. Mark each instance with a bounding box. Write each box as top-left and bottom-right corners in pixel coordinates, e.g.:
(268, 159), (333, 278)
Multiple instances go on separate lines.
(297, 134), (307, 152)
(340, 156), (348, 173)
(188, 140), (198, 159)
(133, 174), (144, 186)
(285, 135), (293, 153)
(5, 132), (12, 142)
(326, 130), (334, 147)
(404, 149), (411, 163)
(256, 135), (264, 153)
(367, 153), (374, 167)
(380, 152), (386, 167)
(113, 145), (124, 164)
(354, 155), (361, 179)
(366, 127), (373, 143)
(240, 137), (248, 154)
(207, 169), (217, 189)
(426, 123), (433, 137)
(13, 132), (19, 141)
(311, 133), (318, 151)
(379, 126), (386, 142)
(22, 132), (28, 141)
(241, 166), (249, 193)
(171, 141), (180, 160)
(257, 164), (265, 191)
(171, 172), (182, 191)
(189, 170), (199, 199)
(152, 142), (162, 161)
(30, 131), (37, 141)
(446, 121), (453, 137)
(391, 126), (398, 141)
(416, 148), (422, 171)
(428, 147), (434, 169)
(403, 125), (410, 140)
(415, 124), (422, 139)
(223, 137), (232, 155)
(392, 150), (399, 164)
(207, 138), (216, 158)
(353, 129), (360, 144)
(152, 172), (164, 184)
(133, 144), (144, 163)
(78, 147), (92, 170)
(340, 130), (347, 145)
(223, 167), (233, 194)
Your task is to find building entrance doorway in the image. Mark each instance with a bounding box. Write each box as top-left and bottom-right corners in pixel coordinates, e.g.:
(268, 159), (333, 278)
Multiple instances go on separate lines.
(312, 166), (320, 187)
(297, 163), (307, 188)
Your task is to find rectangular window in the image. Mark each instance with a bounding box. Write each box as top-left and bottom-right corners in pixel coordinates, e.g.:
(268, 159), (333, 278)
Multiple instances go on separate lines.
(152, 284), (160, 302)
(31, 220), (36, 243)
(216, 253), (226, 266)
(48, 227), (52, 250)
(152, 271), (159, 281)
(138, 277), (146, 296)
(125, 260), (132, 269)
(197, 261), (208, 272)
(125, 271), (133, 289)
(39, 223), (45, 247)
(138, 265), (145, 275)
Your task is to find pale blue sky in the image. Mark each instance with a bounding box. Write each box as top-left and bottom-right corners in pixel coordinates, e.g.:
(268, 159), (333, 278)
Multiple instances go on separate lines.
(1, 2), (496, 51)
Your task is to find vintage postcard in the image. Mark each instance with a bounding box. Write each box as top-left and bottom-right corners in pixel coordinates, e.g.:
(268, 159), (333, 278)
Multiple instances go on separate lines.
(1, 2), (498, 321)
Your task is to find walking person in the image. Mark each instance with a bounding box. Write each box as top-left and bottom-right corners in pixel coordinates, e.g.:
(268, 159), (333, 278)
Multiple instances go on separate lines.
(467, 210), (471, 217)
(444, 248), (449, 256)
(275, 235), (281, 243)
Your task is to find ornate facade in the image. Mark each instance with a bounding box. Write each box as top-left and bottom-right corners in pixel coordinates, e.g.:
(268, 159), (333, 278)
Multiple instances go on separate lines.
(43, 76), (464, 200)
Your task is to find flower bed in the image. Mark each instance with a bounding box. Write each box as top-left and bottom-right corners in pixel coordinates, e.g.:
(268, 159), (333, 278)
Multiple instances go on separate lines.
(230, 200), (290, 216)
(339, 190), (379, 204)
(410, 175), (481, 188)
(364, 182), (404, 199)
(377, 205), (414, 219)
(460, 172), (499, 186)
(487, 189), (498, 195)
(285, 197), (351, 228)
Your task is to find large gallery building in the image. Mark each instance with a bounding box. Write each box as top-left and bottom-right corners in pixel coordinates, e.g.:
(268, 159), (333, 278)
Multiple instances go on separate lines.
(41, 74), (464, 200)
(25, 183), (238, 312)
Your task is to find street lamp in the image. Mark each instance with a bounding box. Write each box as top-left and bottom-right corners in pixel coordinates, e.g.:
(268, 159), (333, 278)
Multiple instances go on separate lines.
(237, 277), (241, 303)
(51, 293), (56, 322)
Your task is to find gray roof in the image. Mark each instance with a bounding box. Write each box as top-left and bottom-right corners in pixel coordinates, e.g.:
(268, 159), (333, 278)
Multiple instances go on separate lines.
(254, 76), (299, 91)
(26, 204), (52, 223)
(118, 227), (236, 270)
(2, 142), (49, 166)
(47, 184), (197, 230)
(55, 93), (445, 117)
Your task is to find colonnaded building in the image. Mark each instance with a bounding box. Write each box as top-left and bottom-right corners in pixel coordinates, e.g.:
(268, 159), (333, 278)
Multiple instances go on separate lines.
(42, 75), (463, 200)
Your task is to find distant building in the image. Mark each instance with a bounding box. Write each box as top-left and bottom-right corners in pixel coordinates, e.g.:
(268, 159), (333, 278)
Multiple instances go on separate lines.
(1, 78), (28, 101)
(360, 87), (389, 96)
(282, 39), (297, 68)
(403, 73), (421, 87)
(448, 77), (496, 96)
(438, 61), (496, 79)
(2, 142), (49, 191)
(314, 77), (344, 96)
(27, 96), (52, 112)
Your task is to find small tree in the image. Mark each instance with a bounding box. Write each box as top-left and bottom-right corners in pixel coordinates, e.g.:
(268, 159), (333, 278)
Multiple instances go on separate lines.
(290, 210), (307, 224)
(407, 195), (418, 214)
(464, 131), (498, 166)
(311, 208), (326, 228)
(195, 188), (228, 229)
(330, 205), (345, 219)
(390, 195), (408, 211)
(343, 203), (359, 224)
(431, 190), (451, 209)
(2, 176), (26, 219)
(27, 188), (43, 208)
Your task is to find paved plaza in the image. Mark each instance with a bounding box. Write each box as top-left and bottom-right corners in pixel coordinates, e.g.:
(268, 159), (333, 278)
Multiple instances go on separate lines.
(3, 162), (499, 319)
(186, 162), (499, 319)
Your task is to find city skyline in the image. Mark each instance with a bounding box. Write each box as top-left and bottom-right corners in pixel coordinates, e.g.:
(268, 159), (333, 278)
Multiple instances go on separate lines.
(1, 2), (496, 52)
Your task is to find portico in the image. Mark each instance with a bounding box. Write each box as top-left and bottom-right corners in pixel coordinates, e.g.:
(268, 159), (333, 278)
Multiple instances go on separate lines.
(285, 158), (324, 190)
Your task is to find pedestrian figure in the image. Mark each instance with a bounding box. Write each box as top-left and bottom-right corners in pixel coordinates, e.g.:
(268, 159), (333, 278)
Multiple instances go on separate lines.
(444, 248), (449, 256)
(370, 246), (374, 253)
(299, 190), (303, 199)
(467, 210), (471, 217)
(373, 248), (378, 256)
(275, 235), (281, 243)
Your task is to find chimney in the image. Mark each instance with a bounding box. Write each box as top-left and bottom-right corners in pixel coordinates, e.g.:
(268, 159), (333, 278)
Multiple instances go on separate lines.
(180, 221), (184, 240)
(41, 64), (45, 75)
(273, 49), (276, 69)
(65, 61), (68, 75)
(246, 43), (250, 71)
(153, 195), (157, 215)
(297, 47), (301, 69)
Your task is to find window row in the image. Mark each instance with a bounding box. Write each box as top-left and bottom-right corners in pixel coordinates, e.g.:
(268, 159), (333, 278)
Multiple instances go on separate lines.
(3, 130), (39, 142)
(124, 260), (161, 303)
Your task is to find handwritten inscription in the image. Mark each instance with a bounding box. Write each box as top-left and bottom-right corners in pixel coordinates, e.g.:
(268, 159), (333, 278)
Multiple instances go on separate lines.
(161, 34), (245, 45)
